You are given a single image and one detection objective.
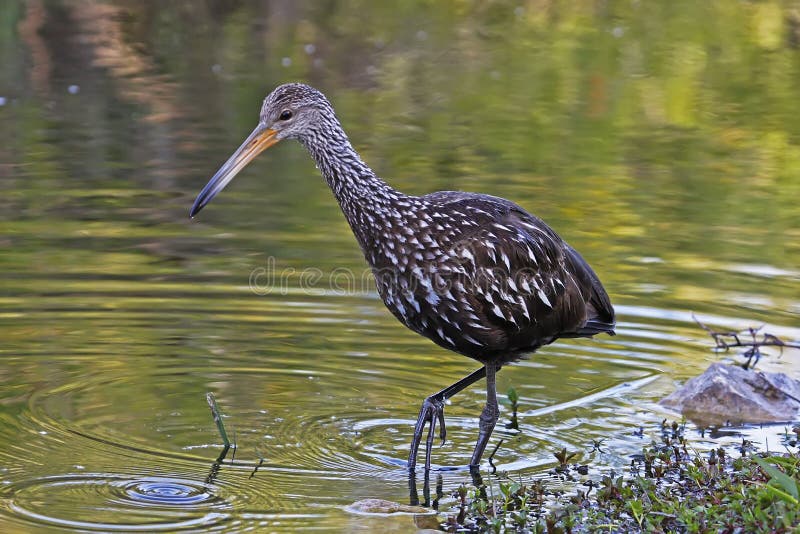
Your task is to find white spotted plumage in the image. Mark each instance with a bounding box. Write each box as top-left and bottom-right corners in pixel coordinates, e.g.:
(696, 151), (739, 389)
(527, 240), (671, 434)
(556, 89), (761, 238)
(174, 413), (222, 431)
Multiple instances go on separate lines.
(253, 84), (615, 360)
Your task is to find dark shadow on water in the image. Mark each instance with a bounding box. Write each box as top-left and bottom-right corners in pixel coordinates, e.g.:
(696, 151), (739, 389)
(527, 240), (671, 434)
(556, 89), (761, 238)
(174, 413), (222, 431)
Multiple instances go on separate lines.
(408, 470), (443, 509)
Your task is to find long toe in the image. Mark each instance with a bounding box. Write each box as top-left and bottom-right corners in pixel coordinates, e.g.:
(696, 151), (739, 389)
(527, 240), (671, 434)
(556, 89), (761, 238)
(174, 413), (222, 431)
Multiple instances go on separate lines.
(408, 395), (447, 472)
(423, 398), (447, 471)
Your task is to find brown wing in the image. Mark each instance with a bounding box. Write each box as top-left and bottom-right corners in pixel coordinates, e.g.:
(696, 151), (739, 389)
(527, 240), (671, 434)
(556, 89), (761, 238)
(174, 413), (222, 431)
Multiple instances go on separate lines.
(397, 194), (614, 360)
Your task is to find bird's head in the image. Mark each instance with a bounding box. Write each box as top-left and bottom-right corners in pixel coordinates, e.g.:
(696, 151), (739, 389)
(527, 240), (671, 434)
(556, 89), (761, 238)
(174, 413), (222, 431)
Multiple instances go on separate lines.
(190, 83), (332, 217)
(259, 83), (332, 141)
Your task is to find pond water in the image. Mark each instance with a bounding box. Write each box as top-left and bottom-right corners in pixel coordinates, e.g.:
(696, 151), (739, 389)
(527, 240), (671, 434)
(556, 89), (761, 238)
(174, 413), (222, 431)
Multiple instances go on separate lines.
(1, 1), (799, 531)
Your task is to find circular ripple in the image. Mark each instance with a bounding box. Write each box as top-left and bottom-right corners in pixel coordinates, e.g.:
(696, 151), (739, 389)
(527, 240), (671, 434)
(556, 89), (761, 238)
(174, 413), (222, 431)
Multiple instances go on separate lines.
(4, 473), (230, 531)
(123, 479), (214, 506)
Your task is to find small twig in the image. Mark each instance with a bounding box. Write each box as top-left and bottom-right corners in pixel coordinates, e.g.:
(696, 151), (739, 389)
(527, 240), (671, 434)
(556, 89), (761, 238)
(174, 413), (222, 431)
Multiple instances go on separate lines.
(206, 392), (231, 461)
(249, 458), (264, 479)
(692, 314), (800, 370)
(487, 439), (504, 474)
(250, 447), (266, 479)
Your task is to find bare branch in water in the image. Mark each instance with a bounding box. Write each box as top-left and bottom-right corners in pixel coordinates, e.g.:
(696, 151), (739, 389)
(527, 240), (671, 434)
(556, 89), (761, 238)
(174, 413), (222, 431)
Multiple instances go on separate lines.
(249, 458), (264, 479)
(693, 314), (800, 370)
(205, 393), (235, 484)
(206, 392), (231, 461)
(487, 439), (504, 474)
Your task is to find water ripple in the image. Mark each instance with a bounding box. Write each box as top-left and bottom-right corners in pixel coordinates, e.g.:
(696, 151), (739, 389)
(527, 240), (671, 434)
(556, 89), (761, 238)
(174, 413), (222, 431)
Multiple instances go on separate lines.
(2, 282), (797, 530)
(2, 473), (229, 531)
(124, 479), (215, 506)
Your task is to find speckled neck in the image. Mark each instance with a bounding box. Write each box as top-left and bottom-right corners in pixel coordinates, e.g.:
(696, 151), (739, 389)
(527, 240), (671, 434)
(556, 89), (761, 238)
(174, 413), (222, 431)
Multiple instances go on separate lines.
(298, 118), (411, 254)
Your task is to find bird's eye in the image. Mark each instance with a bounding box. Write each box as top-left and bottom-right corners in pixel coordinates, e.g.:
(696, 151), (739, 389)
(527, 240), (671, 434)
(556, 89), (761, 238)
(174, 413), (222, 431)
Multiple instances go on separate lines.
(279, 110), (293, 121)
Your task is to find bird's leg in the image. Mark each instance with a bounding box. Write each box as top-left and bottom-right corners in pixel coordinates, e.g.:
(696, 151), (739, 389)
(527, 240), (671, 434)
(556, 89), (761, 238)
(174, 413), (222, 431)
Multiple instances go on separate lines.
(408, 366), (487, 472)
(469, 361), (499, 469)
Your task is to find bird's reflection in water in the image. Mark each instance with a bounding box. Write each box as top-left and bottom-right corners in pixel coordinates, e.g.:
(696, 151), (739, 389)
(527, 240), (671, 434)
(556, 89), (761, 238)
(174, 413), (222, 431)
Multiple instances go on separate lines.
(408, 467), (488, 509)
(469, 467), (489, 502)
(408, 470), (444, 508)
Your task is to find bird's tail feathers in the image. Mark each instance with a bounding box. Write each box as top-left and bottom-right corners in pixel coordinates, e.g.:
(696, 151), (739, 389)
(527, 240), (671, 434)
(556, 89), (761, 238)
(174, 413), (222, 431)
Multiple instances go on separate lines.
(570, 318), (616, 337)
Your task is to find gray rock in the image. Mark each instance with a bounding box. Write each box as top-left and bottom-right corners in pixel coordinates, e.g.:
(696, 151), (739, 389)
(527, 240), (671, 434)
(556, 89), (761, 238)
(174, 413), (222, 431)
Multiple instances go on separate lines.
(660, 362), (800, 425)
(345, 498), (433, 515)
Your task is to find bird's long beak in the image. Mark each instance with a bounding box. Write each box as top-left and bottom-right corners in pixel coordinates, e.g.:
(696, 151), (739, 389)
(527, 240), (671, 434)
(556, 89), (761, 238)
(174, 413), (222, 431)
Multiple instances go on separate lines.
(190, 124), (280, 217)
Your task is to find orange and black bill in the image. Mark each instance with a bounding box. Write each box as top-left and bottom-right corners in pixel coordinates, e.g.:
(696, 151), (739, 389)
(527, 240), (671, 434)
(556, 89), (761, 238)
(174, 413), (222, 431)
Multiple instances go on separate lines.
(190, 124), (280, 217)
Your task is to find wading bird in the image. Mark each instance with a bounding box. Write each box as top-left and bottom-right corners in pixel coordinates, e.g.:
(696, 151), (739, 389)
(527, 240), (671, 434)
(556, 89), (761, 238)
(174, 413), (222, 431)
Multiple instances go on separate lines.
(190, 83), (615, 473)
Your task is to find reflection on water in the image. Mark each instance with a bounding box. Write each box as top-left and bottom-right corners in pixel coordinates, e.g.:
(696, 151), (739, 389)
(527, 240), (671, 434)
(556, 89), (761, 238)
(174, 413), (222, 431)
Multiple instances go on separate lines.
(6, 474), (229, 531)
(1, 1), (799, 531)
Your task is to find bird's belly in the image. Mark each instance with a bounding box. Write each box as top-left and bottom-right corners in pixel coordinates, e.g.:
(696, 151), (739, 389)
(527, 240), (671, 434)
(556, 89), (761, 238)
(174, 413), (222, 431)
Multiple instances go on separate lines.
(373, 281), (506, 360)
(368, 255), (569, 361)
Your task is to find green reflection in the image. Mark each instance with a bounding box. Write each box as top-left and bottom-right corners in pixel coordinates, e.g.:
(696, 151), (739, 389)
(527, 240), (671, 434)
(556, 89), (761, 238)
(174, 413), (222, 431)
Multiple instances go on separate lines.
(0, 1), (798, 531)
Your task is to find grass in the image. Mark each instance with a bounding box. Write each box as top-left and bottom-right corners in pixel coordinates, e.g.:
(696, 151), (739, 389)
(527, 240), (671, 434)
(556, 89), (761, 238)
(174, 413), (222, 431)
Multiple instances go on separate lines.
(441, 420), (800, 533)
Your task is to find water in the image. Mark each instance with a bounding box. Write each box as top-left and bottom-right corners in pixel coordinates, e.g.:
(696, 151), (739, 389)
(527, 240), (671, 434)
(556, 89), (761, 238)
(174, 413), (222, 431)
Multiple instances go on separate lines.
(1, 1), (799, 531)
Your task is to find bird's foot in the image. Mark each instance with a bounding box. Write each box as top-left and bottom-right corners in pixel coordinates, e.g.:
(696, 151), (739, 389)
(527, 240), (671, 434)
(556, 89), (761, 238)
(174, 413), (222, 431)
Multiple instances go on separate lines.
(407, 394), (447, 472)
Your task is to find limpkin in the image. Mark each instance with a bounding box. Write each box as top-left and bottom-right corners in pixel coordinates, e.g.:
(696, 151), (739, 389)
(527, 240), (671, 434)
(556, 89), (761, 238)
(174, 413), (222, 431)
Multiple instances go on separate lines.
(190, 83), (615, 472)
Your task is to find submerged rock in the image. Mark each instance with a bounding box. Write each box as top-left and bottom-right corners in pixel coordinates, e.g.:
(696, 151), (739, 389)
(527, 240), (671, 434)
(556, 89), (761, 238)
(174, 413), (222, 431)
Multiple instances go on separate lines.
(660, 362), (800, 425)
(345, 499), (440, 531)
(345, 498), (433, 515)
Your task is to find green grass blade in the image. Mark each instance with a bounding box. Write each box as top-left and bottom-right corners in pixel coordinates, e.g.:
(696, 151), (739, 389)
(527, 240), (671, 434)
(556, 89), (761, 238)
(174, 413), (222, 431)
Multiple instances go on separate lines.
(754, 456), (799, 501)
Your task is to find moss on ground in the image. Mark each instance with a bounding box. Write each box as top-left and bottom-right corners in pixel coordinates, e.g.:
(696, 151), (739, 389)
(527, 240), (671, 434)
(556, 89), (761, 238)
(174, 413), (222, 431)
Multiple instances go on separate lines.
(441, 421), (800, 533)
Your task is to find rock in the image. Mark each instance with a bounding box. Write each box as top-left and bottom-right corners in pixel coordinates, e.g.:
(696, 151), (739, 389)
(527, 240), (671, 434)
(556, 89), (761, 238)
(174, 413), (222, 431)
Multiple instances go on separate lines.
(345, 498), (433, 515)
(660, 362), (800, 425)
